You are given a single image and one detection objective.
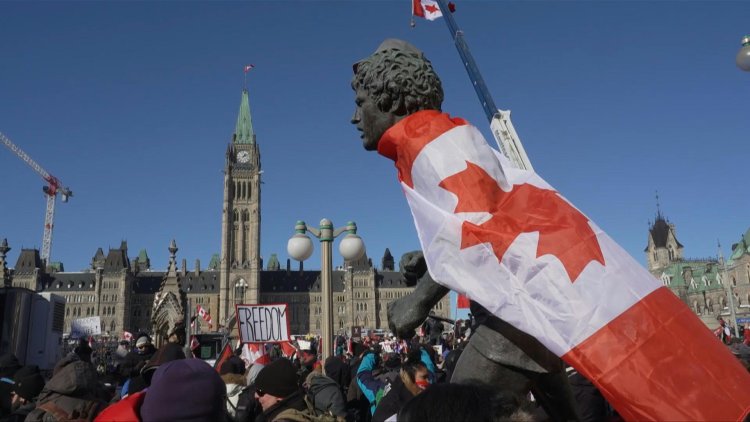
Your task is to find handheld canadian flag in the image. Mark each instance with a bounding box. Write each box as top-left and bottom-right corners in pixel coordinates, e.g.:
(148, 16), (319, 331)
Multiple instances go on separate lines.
(122, 331), (133, 341)
(241, 343), (271, 365)
(189, 335), (200, 351)
(196, 304), (213, 329)
(280, 341), (297, 359)
(378, 110), (750, 420)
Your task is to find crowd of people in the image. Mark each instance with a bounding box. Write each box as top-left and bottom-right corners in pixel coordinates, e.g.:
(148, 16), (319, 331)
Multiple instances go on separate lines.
(1, 315), (748, 422)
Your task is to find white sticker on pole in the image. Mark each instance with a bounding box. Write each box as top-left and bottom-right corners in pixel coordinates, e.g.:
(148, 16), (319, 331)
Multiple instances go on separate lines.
(70, 316), (102, 338)
(236, 304), (290, 343)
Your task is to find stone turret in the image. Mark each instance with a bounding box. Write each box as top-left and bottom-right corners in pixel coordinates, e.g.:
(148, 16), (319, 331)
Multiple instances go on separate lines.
(382, 248), (394, 271)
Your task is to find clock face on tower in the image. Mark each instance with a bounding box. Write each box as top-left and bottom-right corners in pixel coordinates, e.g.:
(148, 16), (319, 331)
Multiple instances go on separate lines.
(236, 150), (250, 163)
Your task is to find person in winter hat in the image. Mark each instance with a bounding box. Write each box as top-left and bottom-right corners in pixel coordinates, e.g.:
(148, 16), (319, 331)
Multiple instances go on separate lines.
(119, 334), (156, 380)
(140, 358), (226, 422)
(26, 354), (107, 421)
(8, 365), (45, 421)
(73, 337), (94, 363)
(254, 358), (306, 421)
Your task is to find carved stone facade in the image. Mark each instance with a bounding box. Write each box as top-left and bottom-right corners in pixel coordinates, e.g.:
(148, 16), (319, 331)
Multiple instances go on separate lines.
(2, 90), (450, 342)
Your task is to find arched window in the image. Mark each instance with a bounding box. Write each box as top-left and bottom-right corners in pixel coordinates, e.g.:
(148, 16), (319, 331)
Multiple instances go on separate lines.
(668, 246), (674, 261)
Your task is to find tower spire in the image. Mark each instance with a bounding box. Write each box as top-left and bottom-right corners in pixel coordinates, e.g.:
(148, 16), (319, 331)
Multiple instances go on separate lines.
(234, 89), (255, 144)
(655, 190), (663, 220)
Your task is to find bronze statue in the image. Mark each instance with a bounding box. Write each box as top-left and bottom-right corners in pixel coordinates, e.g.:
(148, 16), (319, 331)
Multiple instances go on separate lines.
(351, 39), (580, 421)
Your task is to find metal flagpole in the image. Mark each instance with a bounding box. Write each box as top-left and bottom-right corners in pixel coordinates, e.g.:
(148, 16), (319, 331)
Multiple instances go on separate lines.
(431, 0), (534, 172)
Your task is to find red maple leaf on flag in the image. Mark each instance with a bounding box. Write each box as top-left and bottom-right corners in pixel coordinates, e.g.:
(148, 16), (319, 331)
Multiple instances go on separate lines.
(439, 161), (604, 282)
(424, 4), (439, 13)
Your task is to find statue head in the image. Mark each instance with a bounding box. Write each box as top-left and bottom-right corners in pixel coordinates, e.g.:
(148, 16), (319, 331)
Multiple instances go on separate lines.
(351, 38), (444, 151)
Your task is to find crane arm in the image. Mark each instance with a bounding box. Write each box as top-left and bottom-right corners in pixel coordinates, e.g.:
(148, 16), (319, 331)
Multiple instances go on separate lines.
(1, 131), (73, 265)
(1, 132), (51, 181)
(1, 132), (72, 200)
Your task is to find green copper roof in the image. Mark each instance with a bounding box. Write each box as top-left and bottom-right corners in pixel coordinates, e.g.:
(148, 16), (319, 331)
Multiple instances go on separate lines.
(267, 253), (280, 271)
(208, 254), (220, 270)
(728, 229), (749, 265)
(661, 261), (722, 292)
(234, 89), (255, 144)
(138, 249), (149, 262)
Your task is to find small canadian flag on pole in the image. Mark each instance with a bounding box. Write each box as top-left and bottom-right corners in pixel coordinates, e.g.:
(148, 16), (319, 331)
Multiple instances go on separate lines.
(412, 0), (455, 21)
(244, 64), (255, 73)
(196, 304), (214, 329)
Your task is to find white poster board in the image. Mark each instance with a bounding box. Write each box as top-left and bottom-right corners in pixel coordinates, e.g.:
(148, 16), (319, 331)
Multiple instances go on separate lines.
(236, 304), (290, 343)
(70, 316), (101, 338)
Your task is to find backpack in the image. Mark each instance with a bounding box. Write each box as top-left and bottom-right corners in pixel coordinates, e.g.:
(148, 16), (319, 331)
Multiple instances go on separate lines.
(273, 395), (338, 422)
(226, 386), (257, 422)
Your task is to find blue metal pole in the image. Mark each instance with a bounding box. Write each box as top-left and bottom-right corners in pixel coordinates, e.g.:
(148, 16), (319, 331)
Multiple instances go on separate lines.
(434, 0), (498, 123)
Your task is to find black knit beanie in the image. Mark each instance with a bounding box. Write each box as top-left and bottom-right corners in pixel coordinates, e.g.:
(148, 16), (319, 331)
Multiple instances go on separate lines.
(254, 358), (299, 398)
(12, 365), (45, 401)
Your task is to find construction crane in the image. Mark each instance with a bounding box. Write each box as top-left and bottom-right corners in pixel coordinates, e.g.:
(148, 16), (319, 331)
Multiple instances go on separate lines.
(1, 131), (73, 266)
(432, 0), (534, 172)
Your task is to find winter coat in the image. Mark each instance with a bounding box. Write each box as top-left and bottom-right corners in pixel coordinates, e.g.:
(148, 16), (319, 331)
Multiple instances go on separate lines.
(256, 389), (307, 422)
(304, 372), (347, 418)
(222, 373), (247, 421)
(26, 355), (107, 421)
(119, 346), (156, 379)
(93, 390), (146, 422)
(323, 356), (350, 397)
(7, 400), (36, 422)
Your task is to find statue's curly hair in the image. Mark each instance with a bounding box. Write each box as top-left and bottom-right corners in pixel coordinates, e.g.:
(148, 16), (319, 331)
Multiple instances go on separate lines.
(352, 47), (443, 115)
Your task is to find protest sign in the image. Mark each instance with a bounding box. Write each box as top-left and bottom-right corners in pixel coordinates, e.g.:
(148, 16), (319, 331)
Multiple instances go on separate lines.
(70, 316), (101, 338)
(235, 303), (290, 343)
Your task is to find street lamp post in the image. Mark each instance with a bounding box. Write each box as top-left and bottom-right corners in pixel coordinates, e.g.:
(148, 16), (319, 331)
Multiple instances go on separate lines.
(287, 219), (365, 361)
(736, 35), (750, 71)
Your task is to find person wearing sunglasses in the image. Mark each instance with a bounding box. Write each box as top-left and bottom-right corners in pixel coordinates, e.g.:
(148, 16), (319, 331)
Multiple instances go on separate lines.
(253, 359), (307, 421)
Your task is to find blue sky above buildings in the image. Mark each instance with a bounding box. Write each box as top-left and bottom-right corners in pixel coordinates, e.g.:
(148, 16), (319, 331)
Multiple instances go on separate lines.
(1, 0), (749, 298)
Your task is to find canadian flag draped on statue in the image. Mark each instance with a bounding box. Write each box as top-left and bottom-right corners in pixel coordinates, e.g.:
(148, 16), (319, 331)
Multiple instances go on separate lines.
(378, 109), (750, 420)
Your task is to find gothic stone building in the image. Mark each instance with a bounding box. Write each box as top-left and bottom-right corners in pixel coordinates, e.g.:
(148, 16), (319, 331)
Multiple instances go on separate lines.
(646, 211), (750, 328)
(0, 90), (450, 342)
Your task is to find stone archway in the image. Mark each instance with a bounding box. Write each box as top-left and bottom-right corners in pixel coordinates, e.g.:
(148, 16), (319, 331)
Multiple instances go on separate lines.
(152, 291), (184, 347)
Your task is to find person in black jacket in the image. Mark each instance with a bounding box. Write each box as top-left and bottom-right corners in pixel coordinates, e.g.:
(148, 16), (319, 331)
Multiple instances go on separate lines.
(371, 350), (431, 422)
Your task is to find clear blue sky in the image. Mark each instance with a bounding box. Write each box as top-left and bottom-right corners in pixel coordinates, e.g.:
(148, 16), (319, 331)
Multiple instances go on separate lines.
(1, 1), (749, 286)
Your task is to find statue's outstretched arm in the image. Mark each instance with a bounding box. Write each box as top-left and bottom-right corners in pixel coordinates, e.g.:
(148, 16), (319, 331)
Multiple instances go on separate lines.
(388, 251), (450, 339)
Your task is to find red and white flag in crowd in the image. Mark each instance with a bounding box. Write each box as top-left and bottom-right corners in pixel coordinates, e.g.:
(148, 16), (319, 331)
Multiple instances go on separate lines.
(280, 341), (297, 359)
(196, 304), (213, 329)
(190, 335), (200, 351)
(122, 331), (133, 341)
(378, 109), (750, 420)
(241, 343), (271, 365)
(244, 64), (255, 73)
(412, 0), (455, 21)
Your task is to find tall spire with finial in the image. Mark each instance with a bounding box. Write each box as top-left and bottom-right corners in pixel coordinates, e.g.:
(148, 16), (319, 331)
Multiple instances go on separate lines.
(655, 190), (663, 220)
(235, 67), (256, 145)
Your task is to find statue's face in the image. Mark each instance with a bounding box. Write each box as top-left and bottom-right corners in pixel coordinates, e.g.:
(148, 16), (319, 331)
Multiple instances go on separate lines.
(352, 85), (398, 151)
